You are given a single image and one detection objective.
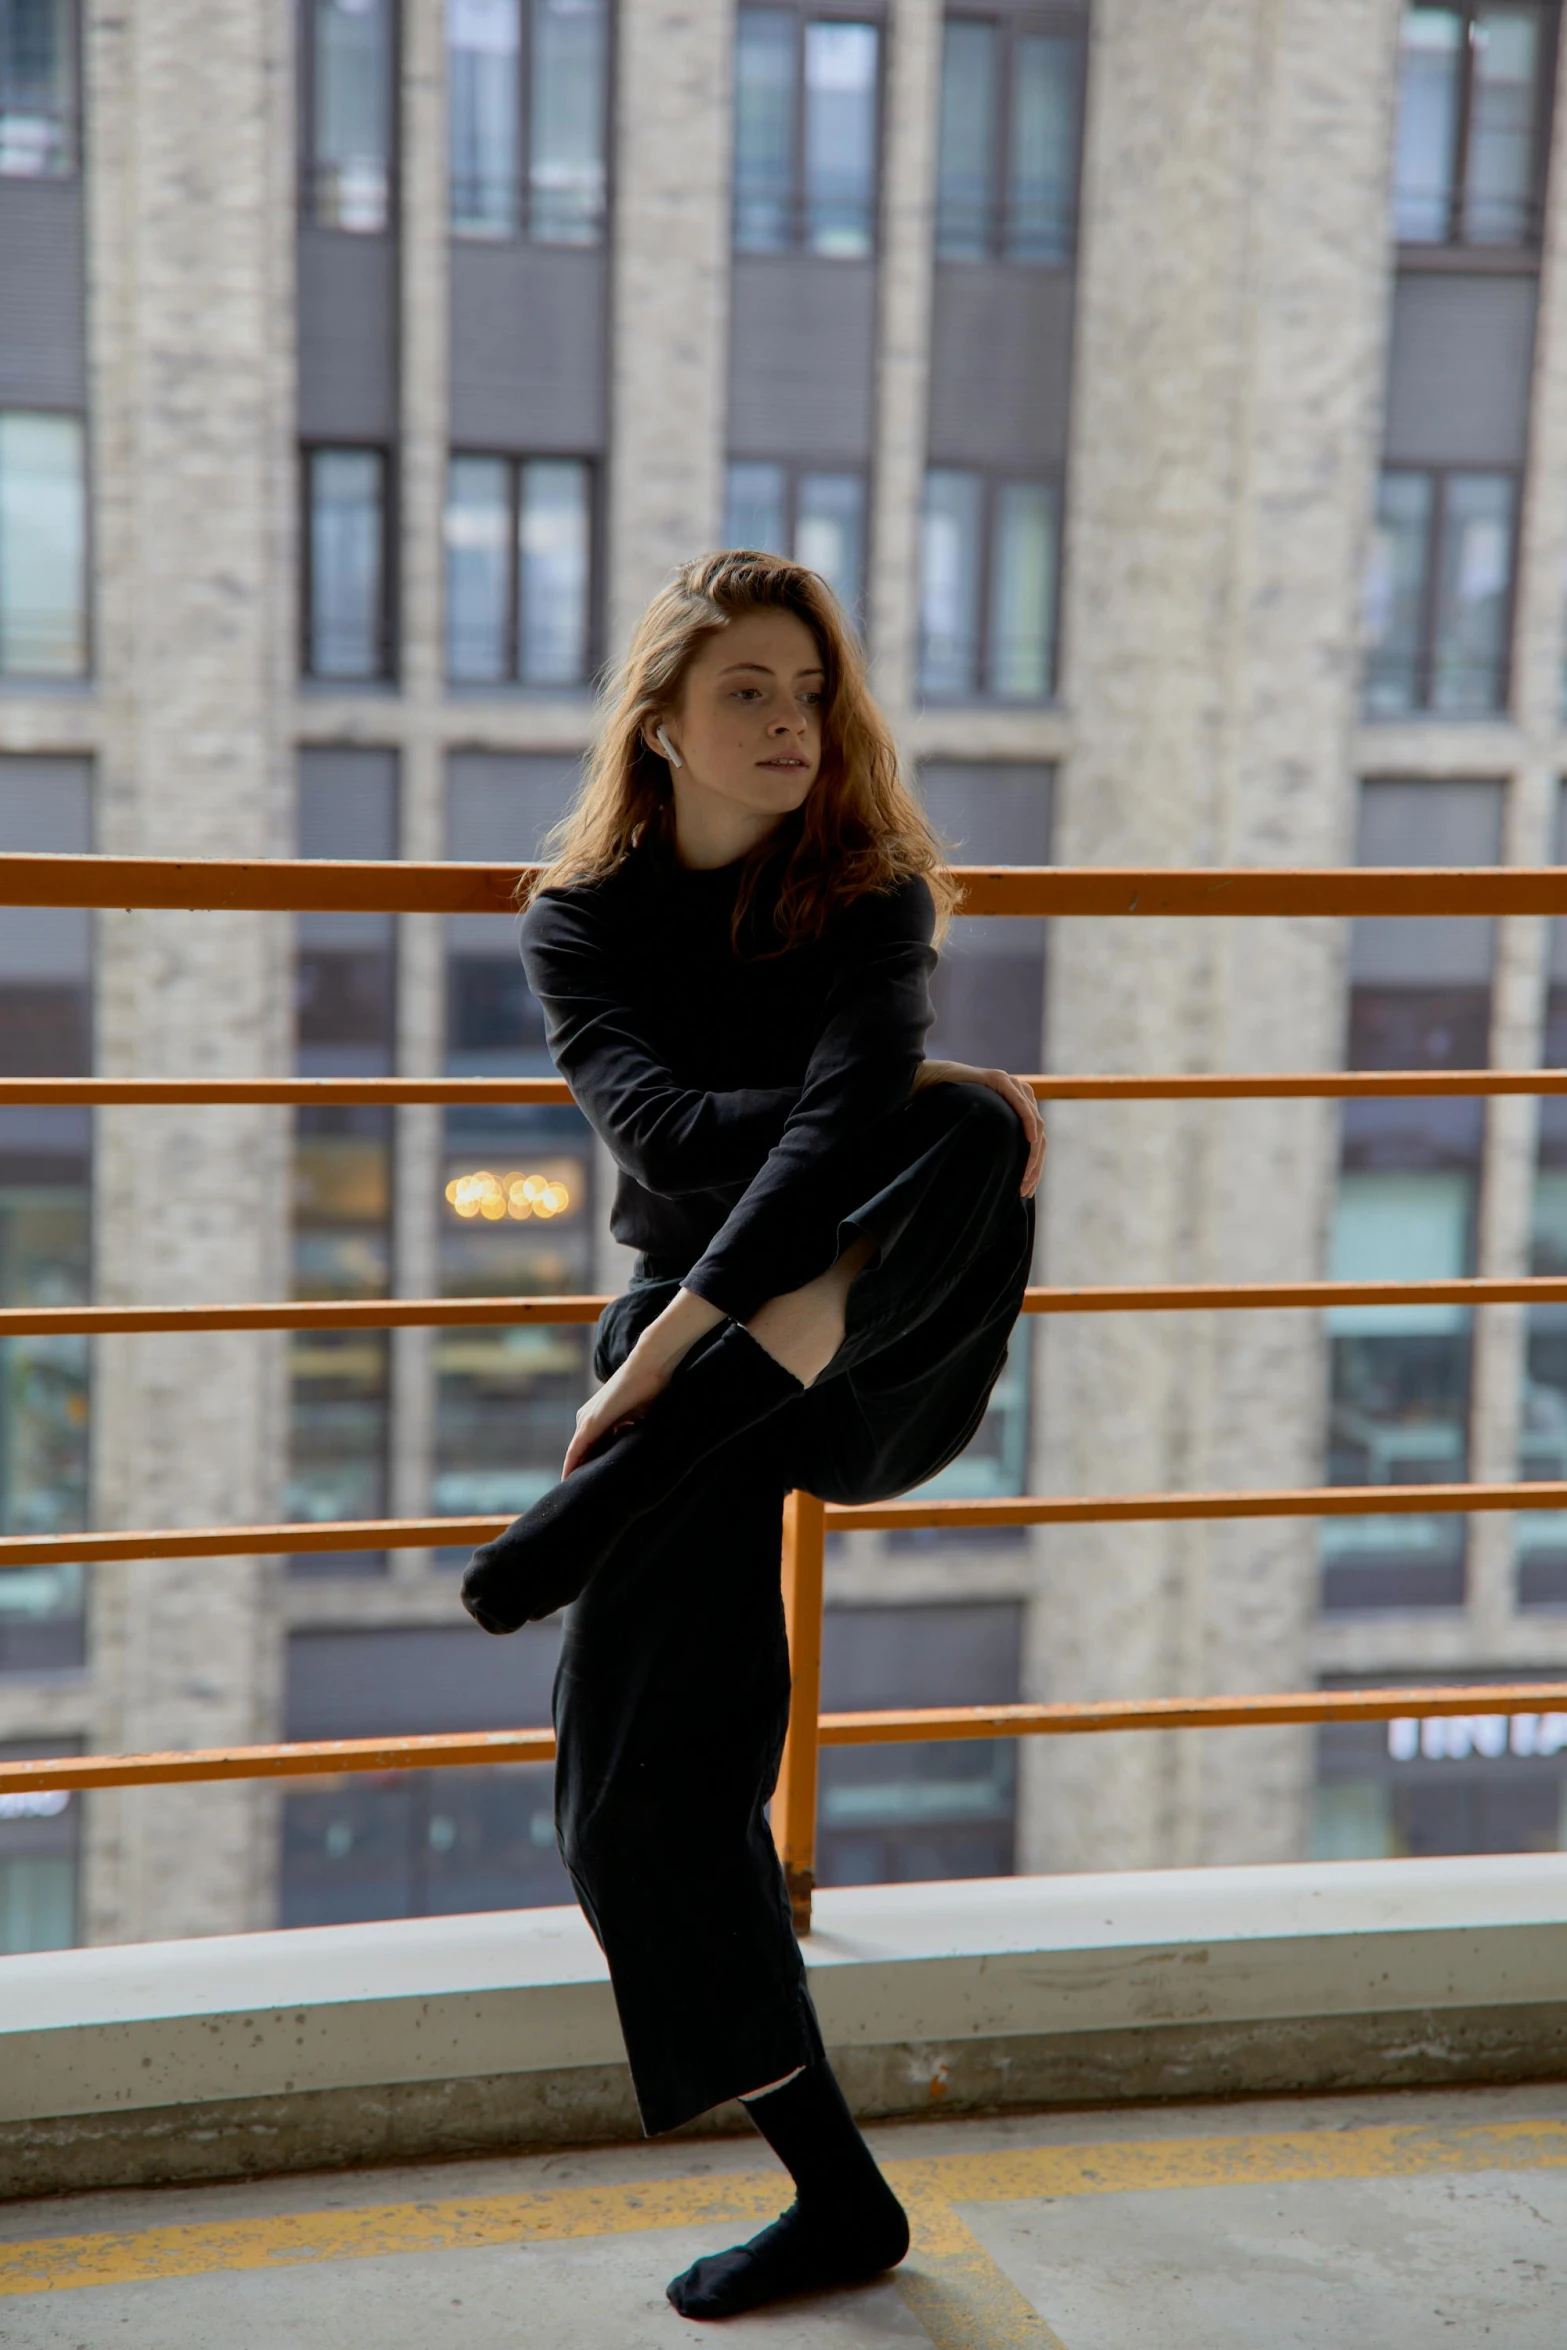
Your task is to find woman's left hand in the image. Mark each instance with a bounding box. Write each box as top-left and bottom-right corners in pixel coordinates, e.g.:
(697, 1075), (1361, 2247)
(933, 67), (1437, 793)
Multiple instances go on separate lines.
(561, 1285), (726, 1477)
(912, 1058), (1047, 1198)
(562, 1346), (673, 1478)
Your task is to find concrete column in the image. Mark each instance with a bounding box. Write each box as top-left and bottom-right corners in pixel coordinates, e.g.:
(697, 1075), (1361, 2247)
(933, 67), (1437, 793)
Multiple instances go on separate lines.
(1024, 0), (1401, 1874)
(604, 0), (732, 657)
(866, 0), (942, 727)
(385, 0), (451, 1556)
(81, 0), (297, 1942)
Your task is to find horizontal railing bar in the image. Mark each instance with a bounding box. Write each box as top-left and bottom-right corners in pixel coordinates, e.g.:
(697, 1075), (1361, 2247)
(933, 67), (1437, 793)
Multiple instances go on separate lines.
(4, 854), (1567, 919)
(0, 1078), (572, 1105)
(8, 1479), (1567, 1568)
(0, 1297), (609, 1337)
(7, 1274), (1567, 1340)
(2, 1070), (1565, 1106)
(1024, 1276), (1567, 1314)
(3, 1684), (1562, 1794)
(821, 1483), (1567, 1531)
(815, 1687), (1567, 1743)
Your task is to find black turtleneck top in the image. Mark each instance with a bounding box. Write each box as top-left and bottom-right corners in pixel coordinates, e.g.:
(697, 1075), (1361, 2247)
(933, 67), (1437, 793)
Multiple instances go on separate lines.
(517, 834), (937, 1324)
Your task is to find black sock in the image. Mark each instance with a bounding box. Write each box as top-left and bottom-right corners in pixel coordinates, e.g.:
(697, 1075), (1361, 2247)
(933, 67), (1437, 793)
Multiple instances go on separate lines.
(460, 1322), (803, 1632)
(665, 2061), (909, 2320)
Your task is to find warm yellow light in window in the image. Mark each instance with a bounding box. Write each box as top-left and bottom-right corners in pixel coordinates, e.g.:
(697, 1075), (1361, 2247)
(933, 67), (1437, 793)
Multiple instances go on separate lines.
(444, 1169), (574, 1221)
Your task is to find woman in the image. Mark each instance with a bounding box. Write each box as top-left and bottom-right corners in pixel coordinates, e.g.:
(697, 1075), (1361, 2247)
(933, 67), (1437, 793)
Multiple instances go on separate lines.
(461, 550), (1044, 2321)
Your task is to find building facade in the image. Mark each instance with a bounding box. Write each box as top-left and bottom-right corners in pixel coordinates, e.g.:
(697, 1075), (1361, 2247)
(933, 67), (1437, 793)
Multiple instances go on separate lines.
(2, 0), (1567, 1947)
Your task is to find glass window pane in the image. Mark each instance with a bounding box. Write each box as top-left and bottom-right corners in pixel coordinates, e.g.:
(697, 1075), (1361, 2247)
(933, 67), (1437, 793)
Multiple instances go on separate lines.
(517, 457), (590, 685)
(312, 0), (393, 232)
(1008, 33), (1079, 263)
(796, 470), (864, 616)
(437, 1105), (594, 1522)
(804, 19), (878, 257)
(919, 469), (984, 698)
(446, 455), (512, 682)
(1464, 6), (1541, 243)
(529, 0), (608, 244)
(0, 0), (75, 177)
(724, 458), (789, 554)
(448, 0), (520, 237)
(1432, 470), (1515, 714)
(987, 479), (1057, 700)
(0, 412), (86, 681)
(934, 19), (995, 259)
(307, 448), (387, 680)
(1362, 470), (1433, 715)
(0, 764), (90, 1668)
(734, 8), (796, 252)
(1392, 6), (1463, 241)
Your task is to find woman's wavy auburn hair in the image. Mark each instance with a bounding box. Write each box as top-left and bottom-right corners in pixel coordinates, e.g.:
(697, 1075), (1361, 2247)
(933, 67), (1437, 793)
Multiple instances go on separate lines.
(519, 550), (958, 954)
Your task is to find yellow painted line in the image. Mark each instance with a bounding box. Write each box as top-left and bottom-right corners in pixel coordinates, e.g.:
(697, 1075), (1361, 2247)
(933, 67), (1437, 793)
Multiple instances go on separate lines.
(0, 2175), (786, 2296)
(897, 2204), (1068, 2349)
(1, 2117), (1564, 2302)
(885, 2115), (1567, 2208)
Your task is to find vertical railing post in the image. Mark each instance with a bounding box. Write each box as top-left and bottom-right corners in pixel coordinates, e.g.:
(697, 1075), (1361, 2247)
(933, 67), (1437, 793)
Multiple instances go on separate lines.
(773, 1487), (826, 1934)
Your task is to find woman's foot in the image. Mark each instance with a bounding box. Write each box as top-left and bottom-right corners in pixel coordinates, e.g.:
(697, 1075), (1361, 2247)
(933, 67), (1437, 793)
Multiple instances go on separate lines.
(666, 2189), (909, 2319)
(666, 2058), (909, 2319)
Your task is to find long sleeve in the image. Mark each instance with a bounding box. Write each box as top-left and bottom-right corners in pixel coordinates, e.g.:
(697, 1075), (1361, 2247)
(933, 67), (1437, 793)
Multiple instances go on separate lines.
(681, 879), (936, 1320)
(519, 890), (800, 1197)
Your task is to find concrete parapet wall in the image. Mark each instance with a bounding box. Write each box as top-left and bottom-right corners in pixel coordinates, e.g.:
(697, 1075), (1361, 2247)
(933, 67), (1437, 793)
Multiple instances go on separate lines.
(3, 1857), (1565, 2200)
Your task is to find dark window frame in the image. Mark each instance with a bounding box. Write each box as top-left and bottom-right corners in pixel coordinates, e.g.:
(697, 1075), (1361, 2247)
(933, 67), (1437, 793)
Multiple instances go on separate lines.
(300, 441), (398, 685)
(1366, 461), (1522, 719)
(444, 447), (601, 691)
(918, 462), (1065, 707)
(297, 0), (401, 236)
(935, 3), (1087, 267)
(447, 0), (615, 246)
(731, 0), (888, 261)
(722, 453), (870, 617)
(1393, 1), (1560, 256)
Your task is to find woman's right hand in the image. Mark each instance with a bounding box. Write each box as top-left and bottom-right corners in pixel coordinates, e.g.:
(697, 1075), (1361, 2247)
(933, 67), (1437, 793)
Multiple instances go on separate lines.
(911, 1059), (1046, 1198)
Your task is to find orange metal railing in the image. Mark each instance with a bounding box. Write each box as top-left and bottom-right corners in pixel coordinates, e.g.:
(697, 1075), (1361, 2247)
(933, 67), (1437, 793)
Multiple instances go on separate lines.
(5, 854), (1567, 1932)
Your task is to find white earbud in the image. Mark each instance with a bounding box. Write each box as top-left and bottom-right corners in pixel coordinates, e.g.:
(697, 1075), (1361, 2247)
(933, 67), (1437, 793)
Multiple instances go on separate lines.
(655, 725), (683, 770)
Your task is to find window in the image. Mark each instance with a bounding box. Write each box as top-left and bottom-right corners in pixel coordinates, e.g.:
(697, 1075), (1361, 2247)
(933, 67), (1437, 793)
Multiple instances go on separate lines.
(0, 759), (90, 1674)
(898, 762), (1051, 1508)
(1314, 1678), (1567, 1858)
(303, 0), (395, 233)
(303, 446), (392, 681)
(934, 13), (1082, 263)
(733, 8), (880, 257)
(1391, 4), (1554, 247)
(437, 757), (594, 1536)
(0, 1740), (79, 1951)
(816, 1606), (1020, 1885)
(1363, 467), (1516, 716)
(1518, 788), (1567, 1602)
(723, 460), (866, 617)
(445, 454), (593, 686)
(0, 0), (76, 177)
(448, 0), (609, 242)
(1322, 779), (1502, 1613)
(290, 750), (398, 1578)
(280, 1628), (570, 1923)
(919, 469), (1059, 701)
(0, 412), (87, 682)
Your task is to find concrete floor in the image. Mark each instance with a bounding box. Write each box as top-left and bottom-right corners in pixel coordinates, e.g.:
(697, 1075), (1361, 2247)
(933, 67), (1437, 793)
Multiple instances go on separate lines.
(0, 2082), (1563, 2347)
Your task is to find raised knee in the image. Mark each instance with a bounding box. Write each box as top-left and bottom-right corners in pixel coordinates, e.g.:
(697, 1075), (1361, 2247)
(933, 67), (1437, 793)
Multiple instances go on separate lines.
(941, 1079), (1029, 1174)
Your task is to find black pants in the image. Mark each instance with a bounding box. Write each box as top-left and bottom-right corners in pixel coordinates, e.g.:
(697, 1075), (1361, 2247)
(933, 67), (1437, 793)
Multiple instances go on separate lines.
(552, 1082), (1035, 2136)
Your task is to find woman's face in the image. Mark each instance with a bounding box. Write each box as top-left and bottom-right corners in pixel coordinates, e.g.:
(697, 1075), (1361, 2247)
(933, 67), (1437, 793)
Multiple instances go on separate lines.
(659, 609), (825, 840)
